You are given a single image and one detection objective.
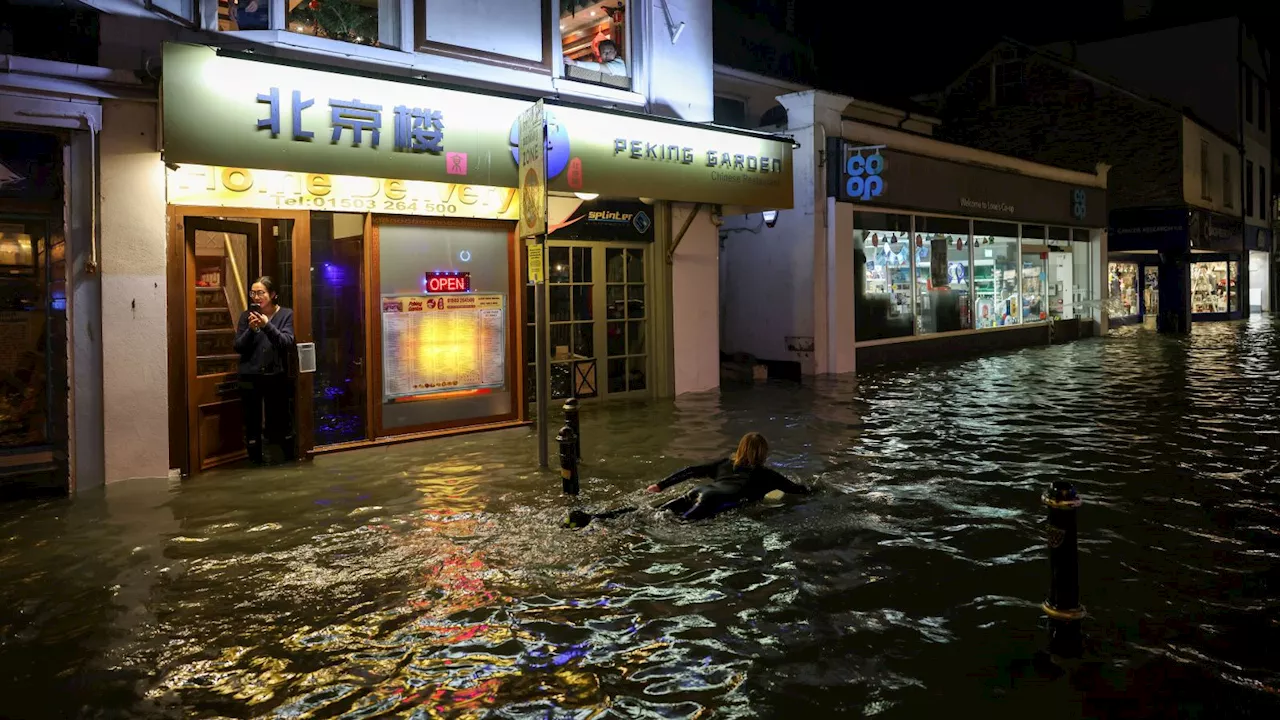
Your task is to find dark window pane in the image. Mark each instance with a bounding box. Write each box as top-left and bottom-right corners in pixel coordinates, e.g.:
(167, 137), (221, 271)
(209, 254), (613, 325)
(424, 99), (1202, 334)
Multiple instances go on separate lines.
(550, 286), (571, 322)
(607, 285), (625, 319)
(527, 364), (537, 403)
(525, 325), (535, 364)
(525, 283), (536, 314)
(626, 249), (644, 282)
(548, 246), (570, 283)
(628, 357), (647, 391)
(572, 246), (592, 282)
(607, 321), (625, 356)
(1020, 224), (1047, 240)
(550, 323), (571, 359)
(974, 220), (1019, 237)
(1048, 227), (1071, 242)
(572, 285), (593, 321)
(627, 320), (646, 355)
(627, 285), (645, 318)
(854, 212), (911, 232)
(551, 362), (572, 399)
(606, 248), (625, 282)
(573, 322), (594, 358)
(608, 358), (627, 393)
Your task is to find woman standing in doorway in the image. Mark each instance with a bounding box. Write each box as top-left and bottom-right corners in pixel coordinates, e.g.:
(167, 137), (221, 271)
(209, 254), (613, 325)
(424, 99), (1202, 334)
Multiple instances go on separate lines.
(234, 276), (296, 464)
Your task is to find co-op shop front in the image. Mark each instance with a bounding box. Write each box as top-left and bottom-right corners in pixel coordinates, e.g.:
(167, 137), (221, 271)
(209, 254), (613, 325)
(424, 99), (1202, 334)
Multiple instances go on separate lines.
(160, 43), (793, 475)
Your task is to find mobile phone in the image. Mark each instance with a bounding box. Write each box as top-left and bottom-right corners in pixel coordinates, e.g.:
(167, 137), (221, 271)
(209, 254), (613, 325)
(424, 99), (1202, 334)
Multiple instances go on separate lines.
(249, 303), (262, 314)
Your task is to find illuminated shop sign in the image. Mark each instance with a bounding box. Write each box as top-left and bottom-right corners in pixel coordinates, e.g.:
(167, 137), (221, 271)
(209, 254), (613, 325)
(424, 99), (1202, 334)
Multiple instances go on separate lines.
(425, 271), (471, 293)
(166, 164), (518, 220)
(827, 137), (1106, 226)
(162, 43), (795, 208)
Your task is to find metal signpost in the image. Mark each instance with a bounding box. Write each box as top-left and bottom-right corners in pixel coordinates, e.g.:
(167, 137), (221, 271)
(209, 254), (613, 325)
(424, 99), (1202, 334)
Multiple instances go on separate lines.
(518, 100), (550, 468)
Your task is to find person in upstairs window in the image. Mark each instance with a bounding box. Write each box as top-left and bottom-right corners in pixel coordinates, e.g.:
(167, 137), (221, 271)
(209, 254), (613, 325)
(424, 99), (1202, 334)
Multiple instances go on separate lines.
(565, 432), (811, 528)
(565, 40), (627, 76)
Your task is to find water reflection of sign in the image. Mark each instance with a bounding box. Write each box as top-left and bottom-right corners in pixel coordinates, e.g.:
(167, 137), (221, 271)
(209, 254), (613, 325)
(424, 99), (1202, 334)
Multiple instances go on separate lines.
(166, 165), (518, 220)
(381, 294), (505, 400)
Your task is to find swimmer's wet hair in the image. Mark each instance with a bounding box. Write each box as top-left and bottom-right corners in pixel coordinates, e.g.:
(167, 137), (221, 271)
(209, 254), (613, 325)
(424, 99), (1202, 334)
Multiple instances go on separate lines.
(732, 432), (769, 470)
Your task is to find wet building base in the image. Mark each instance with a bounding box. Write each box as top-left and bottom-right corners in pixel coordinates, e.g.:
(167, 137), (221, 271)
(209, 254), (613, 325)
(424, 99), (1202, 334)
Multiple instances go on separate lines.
(855, 319), (1093, 369)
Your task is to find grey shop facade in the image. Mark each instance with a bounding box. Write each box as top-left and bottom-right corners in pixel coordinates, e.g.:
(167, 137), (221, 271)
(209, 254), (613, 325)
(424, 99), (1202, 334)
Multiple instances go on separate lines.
(827, 136), (1109, 366)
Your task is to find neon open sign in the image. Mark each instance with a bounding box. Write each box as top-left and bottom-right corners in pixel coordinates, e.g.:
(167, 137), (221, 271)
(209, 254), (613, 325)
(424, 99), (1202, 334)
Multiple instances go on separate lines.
(425, 271), (471, 293)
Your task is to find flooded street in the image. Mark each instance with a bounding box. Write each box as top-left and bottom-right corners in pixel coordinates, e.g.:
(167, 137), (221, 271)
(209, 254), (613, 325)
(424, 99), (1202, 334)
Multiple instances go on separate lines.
(3, 319), (1280, 720)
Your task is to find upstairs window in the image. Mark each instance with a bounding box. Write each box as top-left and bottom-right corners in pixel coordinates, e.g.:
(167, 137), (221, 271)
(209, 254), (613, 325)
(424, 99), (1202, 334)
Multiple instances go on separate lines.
(1245, 71), (1255, 126)
(561, 1), (630, 89)
(1246, 160), (1255, 217)
(992, 47), (1026, 105)
(218, 0), (402, 49)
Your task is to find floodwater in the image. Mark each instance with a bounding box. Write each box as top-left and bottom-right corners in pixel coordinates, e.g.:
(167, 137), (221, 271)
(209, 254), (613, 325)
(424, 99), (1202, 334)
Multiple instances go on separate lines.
(3, 320), (1280, 720)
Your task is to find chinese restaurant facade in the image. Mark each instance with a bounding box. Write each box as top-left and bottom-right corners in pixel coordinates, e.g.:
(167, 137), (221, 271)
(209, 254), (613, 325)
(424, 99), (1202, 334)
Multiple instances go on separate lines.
(161, 43), (793, 475)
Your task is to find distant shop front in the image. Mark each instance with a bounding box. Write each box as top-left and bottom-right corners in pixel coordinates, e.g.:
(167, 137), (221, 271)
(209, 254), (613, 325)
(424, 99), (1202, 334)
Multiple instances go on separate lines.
(1108, 207), (1252, 329)
(160, 43), (793, 475)
(826, 138), (1108, 367)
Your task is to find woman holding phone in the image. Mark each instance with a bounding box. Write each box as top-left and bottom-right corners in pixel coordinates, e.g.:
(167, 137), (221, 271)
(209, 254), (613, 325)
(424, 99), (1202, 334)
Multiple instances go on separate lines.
(234, 276), (296, 464)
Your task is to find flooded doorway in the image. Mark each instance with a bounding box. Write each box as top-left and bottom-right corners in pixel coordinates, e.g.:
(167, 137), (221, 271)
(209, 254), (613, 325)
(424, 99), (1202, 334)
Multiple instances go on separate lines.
(168, 208), (311, 475)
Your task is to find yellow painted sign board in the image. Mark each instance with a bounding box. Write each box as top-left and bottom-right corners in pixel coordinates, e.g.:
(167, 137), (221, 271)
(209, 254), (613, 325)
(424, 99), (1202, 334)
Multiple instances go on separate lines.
(526, 242), (544, 284)
(166, 164), (519, 220)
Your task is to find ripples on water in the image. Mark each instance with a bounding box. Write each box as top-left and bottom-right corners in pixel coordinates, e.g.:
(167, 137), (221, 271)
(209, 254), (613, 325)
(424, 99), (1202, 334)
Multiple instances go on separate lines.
(2, 319), (1280, 719)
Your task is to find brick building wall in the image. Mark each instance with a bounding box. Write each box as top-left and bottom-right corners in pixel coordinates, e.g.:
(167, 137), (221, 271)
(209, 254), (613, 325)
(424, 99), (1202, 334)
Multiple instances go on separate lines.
(933, 49), (1185, 212)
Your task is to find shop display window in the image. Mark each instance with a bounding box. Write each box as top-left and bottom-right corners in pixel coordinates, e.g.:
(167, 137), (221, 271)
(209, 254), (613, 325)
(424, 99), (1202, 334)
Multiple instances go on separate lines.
(1108, 262), (1138, 316)
(913, 216), (972, 334)
(1020, 225), (1048, 323)
(1187, 260), (1228, 311)
(973, 221), (1020, 328)
(1143, 266), (1159, 317)
(378, 222), (512, 432)
(561, 1), (630, 89)
(1046, 227), (1091, 320)
(1227, 261), (1239, 313)
(854, 213), (913, 341)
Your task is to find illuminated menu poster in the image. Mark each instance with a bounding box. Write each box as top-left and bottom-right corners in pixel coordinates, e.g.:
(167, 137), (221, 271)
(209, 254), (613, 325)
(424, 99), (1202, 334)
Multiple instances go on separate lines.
(381, 294), (506, 401)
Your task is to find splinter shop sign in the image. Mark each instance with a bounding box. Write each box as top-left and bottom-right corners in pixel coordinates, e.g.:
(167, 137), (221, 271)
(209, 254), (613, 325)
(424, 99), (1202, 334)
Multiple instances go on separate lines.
(162, 43), (795, 209)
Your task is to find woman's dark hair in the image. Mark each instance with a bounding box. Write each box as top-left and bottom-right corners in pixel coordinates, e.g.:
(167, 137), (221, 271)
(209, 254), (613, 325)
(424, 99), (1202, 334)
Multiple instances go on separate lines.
(254, 276), (277, 302)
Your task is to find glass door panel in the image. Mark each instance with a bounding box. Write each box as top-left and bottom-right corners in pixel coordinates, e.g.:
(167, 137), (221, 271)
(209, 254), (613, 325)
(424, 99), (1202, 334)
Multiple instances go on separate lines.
(310, 212), (368, 446)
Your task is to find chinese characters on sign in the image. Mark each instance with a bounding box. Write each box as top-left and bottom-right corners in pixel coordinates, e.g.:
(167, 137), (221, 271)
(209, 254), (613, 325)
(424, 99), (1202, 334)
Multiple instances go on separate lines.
(257, 88), (446, 153)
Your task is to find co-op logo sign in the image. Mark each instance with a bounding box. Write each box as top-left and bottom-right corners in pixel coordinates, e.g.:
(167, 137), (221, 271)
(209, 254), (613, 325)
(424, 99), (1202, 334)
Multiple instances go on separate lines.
(845, 144), (886, 202)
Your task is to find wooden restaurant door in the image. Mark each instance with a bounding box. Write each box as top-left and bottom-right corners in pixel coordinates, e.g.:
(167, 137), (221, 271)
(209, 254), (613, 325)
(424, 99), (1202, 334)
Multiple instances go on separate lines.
(168, 209), (313, 476)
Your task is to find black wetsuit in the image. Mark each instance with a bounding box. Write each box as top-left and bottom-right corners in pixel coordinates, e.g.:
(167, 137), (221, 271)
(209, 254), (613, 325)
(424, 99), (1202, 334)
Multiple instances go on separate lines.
(564, 459), (811, 529)
(653, 458), (811, 521)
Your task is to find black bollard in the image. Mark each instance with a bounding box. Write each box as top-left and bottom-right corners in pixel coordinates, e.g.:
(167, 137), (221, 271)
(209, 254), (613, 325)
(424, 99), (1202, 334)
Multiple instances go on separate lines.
(563, 397), (581, 461)
(1042, 480), (1085, 657)
(557, 422), (579, 496)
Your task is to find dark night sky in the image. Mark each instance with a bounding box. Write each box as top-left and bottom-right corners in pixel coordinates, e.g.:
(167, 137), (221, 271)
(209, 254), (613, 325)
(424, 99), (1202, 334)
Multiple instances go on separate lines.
(717, 0), (1275, 102)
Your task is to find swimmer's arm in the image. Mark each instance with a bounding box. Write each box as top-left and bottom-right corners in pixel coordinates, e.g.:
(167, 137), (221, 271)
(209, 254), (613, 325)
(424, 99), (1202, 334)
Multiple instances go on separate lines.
(654, 460), (721, 490)
(763, 468), (812, 495)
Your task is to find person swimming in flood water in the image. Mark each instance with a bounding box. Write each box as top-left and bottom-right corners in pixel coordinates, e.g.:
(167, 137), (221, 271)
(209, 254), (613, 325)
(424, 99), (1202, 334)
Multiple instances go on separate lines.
(565, 433), (811, 529)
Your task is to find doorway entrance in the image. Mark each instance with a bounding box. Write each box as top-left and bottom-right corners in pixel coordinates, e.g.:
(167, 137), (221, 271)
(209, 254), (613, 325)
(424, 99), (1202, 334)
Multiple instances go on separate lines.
(168, 208), (311, 475)
(526, 242), (652, 403)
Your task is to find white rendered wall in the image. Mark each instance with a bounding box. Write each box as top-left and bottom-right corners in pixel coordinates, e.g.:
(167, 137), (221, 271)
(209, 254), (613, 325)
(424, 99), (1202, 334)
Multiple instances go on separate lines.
(100, 100), (169, 482)
(671, 204), (720, 394)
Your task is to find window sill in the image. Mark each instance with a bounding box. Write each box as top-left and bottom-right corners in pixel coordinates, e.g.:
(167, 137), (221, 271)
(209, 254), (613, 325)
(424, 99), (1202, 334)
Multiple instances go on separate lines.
(552, 77), (646, 107)
(216, 30), (417, 67)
